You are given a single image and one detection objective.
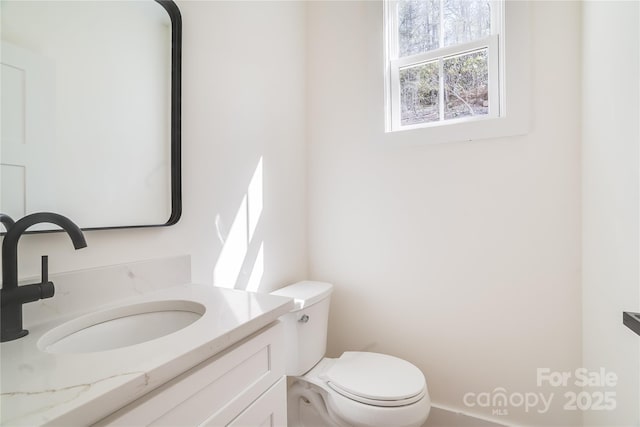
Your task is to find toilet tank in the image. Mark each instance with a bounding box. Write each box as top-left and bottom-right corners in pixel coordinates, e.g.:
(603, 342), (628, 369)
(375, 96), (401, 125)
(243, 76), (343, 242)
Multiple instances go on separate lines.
(271, 281), (333, 376)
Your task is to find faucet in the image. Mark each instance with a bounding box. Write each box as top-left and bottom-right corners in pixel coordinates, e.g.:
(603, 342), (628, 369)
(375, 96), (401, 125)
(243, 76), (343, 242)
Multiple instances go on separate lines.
(1, 212), (87, 342)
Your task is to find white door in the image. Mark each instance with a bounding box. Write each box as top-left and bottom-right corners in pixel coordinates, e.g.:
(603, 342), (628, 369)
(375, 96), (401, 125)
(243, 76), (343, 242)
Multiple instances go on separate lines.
(1, 41), (56, 222)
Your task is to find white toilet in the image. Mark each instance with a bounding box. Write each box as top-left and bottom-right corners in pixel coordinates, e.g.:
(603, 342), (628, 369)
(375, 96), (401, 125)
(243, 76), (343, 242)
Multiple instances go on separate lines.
(272, 281), (431, 427)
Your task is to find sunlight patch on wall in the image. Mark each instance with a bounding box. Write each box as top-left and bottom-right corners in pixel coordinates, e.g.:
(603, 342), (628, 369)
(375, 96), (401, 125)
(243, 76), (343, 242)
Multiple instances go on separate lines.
(245, 242), (264, 292)
(213, 157), (264, 289)
(248, 158), (263, 242)
(213, 195), (248, 288)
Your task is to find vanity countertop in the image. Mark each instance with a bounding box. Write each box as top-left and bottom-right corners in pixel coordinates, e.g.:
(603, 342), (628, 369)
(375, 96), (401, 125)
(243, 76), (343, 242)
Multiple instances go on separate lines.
(0, 283), (294, 426)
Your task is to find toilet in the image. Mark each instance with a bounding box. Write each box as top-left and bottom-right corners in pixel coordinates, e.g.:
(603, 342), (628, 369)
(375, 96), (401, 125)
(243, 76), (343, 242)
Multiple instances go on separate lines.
(272, 281), (431, 427)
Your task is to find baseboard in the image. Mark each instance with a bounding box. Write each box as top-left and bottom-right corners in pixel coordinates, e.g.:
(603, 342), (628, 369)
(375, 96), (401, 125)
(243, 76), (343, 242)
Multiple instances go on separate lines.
(424, 403), (509, 427)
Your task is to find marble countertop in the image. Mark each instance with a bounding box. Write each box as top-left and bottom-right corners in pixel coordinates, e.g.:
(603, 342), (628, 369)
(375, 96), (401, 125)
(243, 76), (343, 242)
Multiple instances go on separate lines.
(0, 282), (294, 426)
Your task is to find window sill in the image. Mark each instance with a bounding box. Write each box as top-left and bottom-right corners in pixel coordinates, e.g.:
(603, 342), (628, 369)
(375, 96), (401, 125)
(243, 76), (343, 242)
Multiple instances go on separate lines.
(382, 112), (529, 145)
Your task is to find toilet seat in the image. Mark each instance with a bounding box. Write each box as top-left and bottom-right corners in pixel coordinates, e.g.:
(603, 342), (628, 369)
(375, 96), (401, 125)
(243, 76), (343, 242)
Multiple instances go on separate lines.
(321, 352), (426, 407)
(294, 353), (431, 427)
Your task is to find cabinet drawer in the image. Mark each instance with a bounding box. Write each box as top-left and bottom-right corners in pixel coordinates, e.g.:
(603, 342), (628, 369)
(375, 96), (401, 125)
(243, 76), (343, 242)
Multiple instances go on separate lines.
(96, 321), (284, 426)
(221, 377), (287, 427)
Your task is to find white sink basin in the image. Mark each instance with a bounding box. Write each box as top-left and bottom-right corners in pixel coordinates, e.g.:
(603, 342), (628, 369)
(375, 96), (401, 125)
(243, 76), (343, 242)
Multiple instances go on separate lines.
(38, 300), (205, 353)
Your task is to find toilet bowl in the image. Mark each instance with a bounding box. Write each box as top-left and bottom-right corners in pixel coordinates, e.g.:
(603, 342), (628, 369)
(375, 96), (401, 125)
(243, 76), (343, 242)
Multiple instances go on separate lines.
(272, 281), (431, 427)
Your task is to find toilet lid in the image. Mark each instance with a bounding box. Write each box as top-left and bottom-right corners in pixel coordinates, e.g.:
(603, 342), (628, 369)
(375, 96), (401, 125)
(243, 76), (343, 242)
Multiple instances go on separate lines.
(322, 352), (426, 407)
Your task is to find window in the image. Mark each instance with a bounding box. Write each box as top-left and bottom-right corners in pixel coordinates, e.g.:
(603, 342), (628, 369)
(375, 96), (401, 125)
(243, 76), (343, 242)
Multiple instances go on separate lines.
(385, 0), (504, 132)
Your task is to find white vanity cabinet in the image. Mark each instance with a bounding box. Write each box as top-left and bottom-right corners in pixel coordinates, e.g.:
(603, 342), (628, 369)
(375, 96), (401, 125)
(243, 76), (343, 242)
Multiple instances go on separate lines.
(94, 321), (287, 427)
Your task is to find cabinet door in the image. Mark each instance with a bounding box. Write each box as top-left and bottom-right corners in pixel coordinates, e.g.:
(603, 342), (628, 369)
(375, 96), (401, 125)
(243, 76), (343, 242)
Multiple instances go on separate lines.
(219, 377), (287, 427)
(95, 322), (285, 426)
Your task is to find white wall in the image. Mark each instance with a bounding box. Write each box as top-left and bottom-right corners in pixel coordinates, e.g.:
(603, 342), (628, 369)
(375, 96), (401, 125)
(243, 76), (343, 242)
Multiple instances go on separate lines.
(307, 1), (582, 425)
(582, 1), (640, 426)
(5, 1), (308, 293)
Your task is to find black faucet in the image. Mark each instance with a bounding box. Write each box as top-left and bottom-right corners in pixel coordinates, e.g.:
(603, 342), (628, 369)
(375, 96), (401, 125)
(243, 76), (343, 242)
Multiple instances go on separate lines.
(1, 212), (87, 342)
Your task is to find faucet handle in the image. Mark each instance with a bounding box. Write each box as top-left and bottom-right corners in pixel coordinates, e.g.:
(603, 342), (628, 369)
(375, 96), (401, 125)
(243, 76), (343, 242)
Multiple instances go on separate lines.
(40, 256), (54, 299)
(41, 255), (49, 283)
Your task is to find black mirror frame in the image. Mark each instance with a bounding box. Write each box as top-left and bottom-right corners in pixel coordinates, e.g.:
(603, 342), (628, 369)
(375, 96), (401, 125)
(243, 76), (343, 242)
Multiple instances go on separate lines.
(157, 0), (182, 228)
(2, 0), (182, 235)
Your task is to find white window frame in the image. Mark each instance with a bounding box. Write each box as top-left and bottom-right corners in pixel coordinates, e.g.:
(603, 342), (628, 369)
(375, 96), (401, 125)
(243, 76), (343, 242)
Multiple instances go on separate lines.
(383, 0), (530, 143)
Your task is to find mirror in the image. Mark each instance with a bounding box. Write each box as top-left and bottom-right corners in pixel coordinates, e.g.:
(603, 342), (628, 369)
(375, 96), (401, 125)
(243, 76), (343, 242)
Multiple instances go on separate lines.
(0, 0), (181, 232)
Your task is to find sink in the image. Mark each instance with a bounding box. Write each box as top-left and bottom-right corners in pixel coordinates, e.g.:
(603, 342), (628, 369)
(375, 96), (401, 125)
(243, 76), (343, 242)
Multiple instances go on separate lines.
(38, 300), (205, 353)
